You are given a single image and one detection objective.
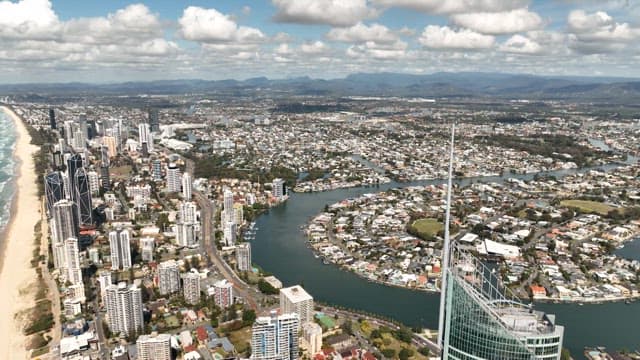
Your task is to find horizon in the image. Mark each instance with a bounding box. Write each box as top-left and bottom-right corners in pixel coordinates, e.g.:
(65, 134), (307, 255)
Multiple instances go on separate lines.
(1, 0), (640, 83)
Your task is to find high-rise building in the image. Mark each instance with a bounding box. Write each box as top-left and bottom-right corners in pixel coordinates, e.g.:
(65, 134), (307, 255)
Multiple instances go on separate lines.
(64, 237), (83, 286)
(212, 279), (233, 308)
(182, 270), (201, 305)
(87, 170), (100, 196)
(236, 242), (252, 272)
(301, 322), (322, 356)
(176, 222), (198, 248)
(97, 270), (112, 302)
(179, 201), (198, 223)
(182, 172), (192, 200)
(250, 312), (299, 360)
(100, 165), (111, 191)
(102, 136), (118, 158)
(148, 108), (160, 133)
(280, 285), (314, 324)
(66, 153), (83, 203)
(158, 260), (180, 295)
(223, 188), (234, 220)
(166, 164), (181, 192)
(233, 203), (244, 225)
(49, 108), (56, 129)
(74, 167), (93, 226)
(272, 178), (286, 200)
(51, 200), (78, 268)
(109, 228), (132, 270)
(152, 159), (163, 181)
(140, 237), (155, 262)
(104, 282), (144, 337)
(136, 333), (171, 360)
(223, 220), (237, 246)
(44, 172), (65, 217)
(138, 123), (154, 153)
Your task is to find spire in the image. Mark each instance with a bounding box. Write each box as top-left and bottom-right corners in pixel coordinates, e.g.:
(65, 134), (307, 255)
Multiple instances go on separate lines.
(437, 123), (455, 349)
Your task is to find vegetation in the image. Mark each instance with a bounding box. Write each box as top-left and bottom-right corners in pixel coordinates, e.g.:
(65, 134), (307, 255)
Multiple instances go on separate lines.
(560, 199), (615, 216)
(408, 218), (443, 241)
(257, 279), (279, 295)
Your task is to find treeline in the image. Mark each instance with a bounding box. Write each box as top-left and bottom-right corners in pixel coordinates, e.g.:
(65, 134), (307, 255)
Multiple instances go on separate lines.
(193, 154), (298, 186)
(272, 103), (348, 113)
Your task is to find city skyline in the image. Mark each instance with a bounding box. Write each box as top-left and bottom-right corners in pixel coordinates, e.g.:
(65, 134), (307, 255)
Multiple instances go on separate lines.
(0, 0), (640, 83)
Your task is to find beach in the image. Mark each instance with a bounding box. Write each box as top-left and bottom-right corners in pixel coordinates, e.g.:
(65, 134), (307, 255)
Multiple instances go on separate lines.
(0, 106), (42, 359)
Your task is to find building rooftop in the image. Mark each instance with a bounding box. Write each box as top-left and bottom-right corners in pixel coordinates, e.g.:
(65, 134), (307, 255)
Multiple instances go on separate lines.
(281, 285), (313, 302)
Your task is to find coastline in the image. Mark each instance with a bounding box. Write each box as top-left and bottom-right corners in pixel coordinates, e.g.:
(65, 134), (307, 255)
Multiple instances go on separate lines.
(0, 105), (42, 359)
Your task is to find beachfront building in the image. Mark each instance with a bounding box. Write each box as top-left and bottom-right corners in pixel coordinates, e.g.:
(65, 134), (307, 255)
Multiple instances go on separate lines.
(105, 282), (144, 337)
(223, 220), (237, 246)
(158, 260), (180, 296)
(250, 312), (299, 360)
(236, 242), (252, 272)
(74, 167), (93, 226)
(51, 199), (78, 269)
(109, 228), (132, 270)
(280, 285), (314, 324)
(44, 171), (65, 216)
(137, 333), (171, 360)
(182, 270), (201, 305)
(64, 237), (83, 286)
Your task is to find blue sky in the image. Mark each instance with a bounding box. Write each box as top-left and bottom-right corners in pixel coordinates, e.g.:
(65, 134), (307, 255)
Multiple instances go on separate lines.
(0, 0), (639, 83)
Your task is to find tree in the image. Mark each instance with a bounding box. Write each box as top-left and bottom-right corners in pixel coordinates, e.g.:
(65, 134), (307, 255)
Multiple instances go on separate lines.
(381, 349), (396, 358)
(399, 348), (414, 360)
(242, 309), (256, 326)
(561, 348), (571, 360)
(258, 279), (279, 295)
(418, 347), (431, 356)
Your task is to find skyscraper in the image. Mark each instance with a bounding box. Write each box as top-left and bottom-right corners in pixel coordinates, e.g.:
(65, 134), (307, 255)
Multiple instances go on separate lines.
(251, 312), (299, 360)
(438, 125), (564, 359)
(49, 108), (56, 130)
(138, 123), (154, 153)
(140, 237), (155, 262)
(179, 201), (198, 223)
(212, 279), (233, 308)
(223, 220), (237, 246)
(104, 282), (144, 337)
(152, 159), (163, 181)
(182, 172), (192, 200)
(136, 333), (171, 360)
(272, 178), (286, 200)
(109, 228), (132, 270)
(44, 172), (65, 217)
(74, 167), (94, 226)
(51, 200), (78, 266)
(100, 165), (111, 191)
(280, 285), (314, 324)
(157, 260), (180, 295)
(66, 153), (83, 204)
(223, 188), (234, 220)
(182, 270), (201, 305)
(65, 237), (83, 286)
(236, 242), (252, 272)
(87, 170), (100, 196)
(148, 108), (160, 133)
(166, 163), (181, 192)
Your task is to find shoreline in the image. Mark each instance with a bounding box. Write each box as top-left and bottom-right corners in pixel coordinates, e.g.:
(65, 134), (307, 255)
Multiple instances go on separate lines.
(0, 105), (42, 359)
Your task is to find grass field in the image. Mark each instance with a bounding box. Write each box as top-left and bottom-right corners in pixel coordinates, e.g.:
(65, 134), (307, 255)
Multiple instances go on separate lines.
(412, 218), (443, 237)
(228, 327), (251, 354)
(110, 165), (132, 179)
(560, 200), (615, 215)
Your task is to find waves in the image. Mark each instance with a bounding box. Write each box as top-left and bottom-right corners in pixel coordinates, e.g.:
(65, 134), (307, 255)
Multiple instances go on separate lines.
(0, 110), (17, 236)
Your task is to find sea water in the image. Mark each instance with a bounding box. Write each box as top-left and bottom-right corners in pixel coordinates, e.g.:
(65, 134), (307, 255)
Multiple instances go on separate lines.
(0, 109), (17, 238)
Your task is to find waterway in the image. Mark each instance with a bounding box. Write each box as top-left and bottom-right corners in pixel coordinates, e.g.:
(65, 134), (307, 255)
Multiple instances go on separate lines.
(250, 159), (639, 358)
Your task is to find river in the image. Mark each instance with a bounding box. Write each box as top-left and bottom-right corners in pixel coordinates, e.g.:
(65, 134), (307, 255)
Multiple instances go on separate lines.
(249, 160), (639, 359)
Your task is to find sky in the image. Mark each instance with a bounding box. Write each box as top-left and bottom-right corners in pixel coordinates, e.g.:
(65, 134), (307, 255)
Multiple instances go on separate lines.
(0, 0), (639, 83)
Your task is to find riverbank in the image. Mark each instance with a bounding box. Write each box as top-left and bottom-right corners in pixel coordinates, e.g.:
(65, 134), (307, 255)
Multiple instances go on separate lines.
(0, 106), (42, 359)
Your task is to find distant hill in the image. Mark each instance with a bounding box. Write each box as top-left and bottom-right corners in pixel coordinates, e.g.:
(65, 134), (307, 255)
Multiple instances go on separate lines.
(1, 72), (639, 102)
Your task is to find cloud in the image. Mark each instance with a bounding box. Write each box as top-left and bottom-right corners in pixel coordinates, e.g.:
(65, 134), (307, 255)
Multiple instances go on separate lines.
(300, 40), (329, 54)
(242, 6), (251, 15)
(567, 10), (639, 53)
(372, 0), (527, 14)
(326, 22), (398, 43)
(346, 40), (408, 60)
(499, 34), (543, 54)
(451, 8), (543, 35)
(418, 25), (495, 49)
(179, 6), (265, 43)
(0, 0), (59, 39)
(272, 0), (377, 27)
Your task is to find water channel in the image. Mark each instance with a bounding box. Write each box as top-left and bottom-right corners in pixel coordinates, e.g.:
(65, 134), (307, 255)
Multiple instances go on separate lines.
(249, 158), (639, 358)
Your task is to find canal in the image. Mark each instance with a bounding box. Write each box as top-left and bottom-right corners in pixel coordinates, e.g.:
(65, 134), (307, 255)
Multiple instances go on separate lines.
(249, 162), (639, 358)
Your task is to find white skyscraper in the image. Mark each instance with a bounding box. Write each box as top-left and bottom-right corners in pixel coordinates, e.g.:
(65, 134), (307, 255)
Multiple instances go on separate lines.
(223, 188), (234, 223)
(236, 242), (252, 272)
(97, 270), (112, 302)
(280, 285), (314, 324)
(223, 220), (237, 246)
(302, 322), (323, 356)
(109, 228), (132, 270)
(140, 237), (155, 262)
(212, 279), (233, 308)
(182, 270), (201, 305)
(158, 260), (180, 295)
(166, 164), (181, 192)
(138, 123), (154, 152)
(136, 333), (171, 360)
(251, 312), (300, 360)
(179, 201), (198, 223)
(176, 222), (198, 248)
(104, 282), (144, 337)
(51, 199), (77, 269)
(87, 170), (100, 195)
(272, 178), (286, 200)
(182, 172), (192, 200)
(65, 237), (83, 286)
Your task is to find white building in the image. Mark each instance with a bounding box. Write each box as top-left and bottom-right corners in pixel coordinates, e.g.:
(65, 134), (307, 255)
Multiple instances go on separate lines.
(109, 228), (132, 270)
(280, 285), (314, 324)
(223, 220), (237, 246)
(223, 188), (234, 223)
(51, 199), (76, 269)
(138, 123), (154, 152)
(136, 333), (171, 360)
(166, 164), (181, 192)
(65, 237), (83, 286)
(182, 172), (192, 200)
(158, 260), (180, 296)
(176, 222), (198, 248)
(105, 282), (144, 336)
(140, 237), (155, 262)
(250, 312), (299, 360)
(97, 270), (112, 302)
(272, 178), (286, 200)
(301, 322), (322, 356)
(212, 279), (233, 308)
(179, 201), (198, 223)
(236, 242), (252, 272)
(87, 170), (100, 195)
(182, 270), (201, 305)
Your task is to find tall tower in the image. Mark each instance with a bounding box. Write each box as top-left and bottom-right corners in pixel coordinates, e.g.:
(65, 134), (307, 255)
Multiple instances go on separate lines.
(148, 108), (160, 133)
(280, 285), (314, 324)
(109, 228), (132, 270)
(166, 164), (181, 193)
(44, 172), (65, 217)
(181, 172), (192, 200)
(182, 270), (201, 305)
(157, 260), (180, 295)
(136, 333), (171, 360)
(74, 167), (93, 226)
(138, 123), (154, 153)
(65, 237), (83, 286)
(51, 199), (78, 247)
(251, 312), (299, 360)
(104, 282), (144, 336)
(66, 153), (83, 202)
(236, 242), (252, 272)
(49, 108), (56, 130)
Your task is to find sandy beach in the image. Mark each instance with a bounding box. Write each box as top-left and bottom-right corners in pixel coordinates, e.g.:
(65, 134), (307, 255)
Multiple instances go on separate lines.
(0, 106), (42, 359)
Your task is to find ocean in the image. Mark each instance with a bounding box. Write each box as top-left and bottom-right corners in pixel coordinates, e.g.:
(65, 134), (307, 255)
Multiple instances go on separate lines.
(0, 109), (17, 237)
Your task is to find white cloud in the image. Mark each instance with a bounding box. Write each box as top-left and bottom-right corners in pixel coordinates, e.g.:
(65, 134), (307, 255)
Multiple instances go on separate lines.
(418, 25), (495, 49)
(451, 8), (543, 35)
(272, 0), (377, 27)
(300, 40), (329, 54)
(346, 40), (408, 60)
(372, 0), (527, 14)
(567, 10), (640, 53)
(326, 22), (397, 43)
(0, 0), (59, 39)
(179, 6), (265, 43)
(242, 6), (251, 15)
(499, 34), (543, 54)
(275, 43), (292, 55)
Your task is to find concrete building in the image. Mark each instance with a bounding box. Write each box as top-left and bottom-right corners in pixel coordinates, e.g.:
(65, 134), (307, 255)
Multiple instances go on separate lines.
(152, 159), (163, 181)
(280, 285), (314, 324)
(140, 237), (155, 262)
(109, 228), (132, 270)
(250, 312), (299, 360)
(212, 279), (233, 309)
(301, 322), (322, 356)
(51, 199), (77, 269)
(138, 123), (154, 153)
(223, 220), (237, 246)
(97, 270), (112, 302)
(158, 260), (180, 296)
(136, 333), (171, 360)
(182, 270), (201, 305)
(64, 237), (83, 286)
(182, 172), (192, 200)
(236, 242), (252, 272)
(272, 178), (286, 200)
(166, 163), (181, 193)
(105, 282), (144, 337)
